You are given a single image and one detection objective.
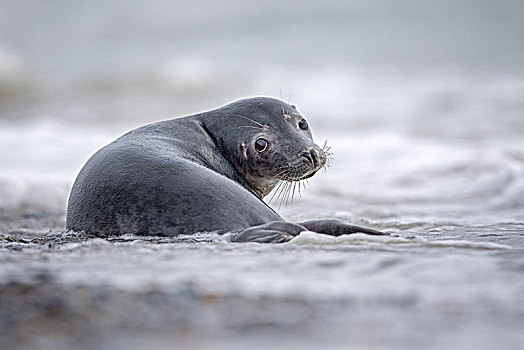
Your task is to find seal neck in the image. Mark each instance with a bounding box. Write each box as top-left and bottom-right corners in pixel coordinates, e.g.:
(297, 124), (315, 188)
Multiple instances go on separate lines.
(198, 120), (264, 199)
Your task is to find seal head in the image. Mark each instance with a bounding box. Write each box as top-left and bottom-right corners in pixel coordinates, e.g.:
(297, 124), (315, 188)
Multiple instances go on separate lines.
(201, 98), (327, 198)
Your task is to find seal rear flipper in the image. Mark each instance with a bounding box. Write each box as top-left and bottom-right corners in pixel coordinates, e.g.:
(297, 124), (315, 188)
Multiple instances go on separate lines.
(297, 219), (389, 236)
(228, 221), (306, 243)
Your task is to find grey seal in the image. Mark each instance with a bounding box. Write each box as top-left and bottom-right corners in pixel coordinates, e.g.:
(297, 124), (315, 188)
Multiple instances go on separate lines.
(66, 97), (386, 242)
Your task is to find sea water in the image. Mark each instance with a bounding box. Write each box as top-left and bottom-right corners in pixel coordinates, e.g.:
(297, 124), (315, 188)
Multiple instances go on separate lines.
(1, 1), (523, 349)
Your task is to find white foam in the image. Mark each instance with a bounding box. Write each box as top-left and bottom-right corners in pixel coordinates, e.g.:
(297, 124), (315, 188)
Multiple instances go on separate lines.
(289, 231), (512, 250)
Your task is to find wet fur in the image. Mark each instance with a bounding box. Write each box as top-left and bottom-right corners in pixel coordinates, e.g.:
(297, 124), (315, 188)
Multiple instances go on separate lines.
(67, 97), (329, 236)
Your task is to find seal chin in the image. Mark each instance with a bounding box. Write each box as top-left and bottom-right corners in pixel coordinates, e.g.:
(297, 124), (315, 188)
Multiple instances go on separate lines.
(295, 165), (323, 181)
(300, 169), (319, 180)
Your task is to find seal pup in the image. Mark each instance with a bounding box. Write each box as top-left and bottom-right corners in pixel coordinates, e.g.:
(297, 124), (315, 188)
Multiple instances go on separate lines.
(66, 97), (386, 243)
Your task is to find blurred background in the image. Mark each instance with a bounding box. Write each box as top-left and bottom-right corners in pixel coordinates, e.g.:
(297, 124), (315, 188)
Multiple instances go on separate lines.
(1, 2), (524, 350)
(0, 0), (523, 227)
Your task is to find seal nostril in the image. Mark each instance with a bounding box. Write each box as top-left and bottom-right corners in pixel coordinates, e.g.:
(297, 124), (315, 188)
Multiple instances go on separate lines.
(309, 149), (319, 168)
(302, 151), (313, 166)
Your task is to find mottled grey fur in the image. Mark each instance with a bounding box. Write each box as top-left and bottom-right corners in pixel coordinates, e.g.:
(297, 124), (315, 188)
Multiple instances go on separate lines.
(66, 97), (386, 242)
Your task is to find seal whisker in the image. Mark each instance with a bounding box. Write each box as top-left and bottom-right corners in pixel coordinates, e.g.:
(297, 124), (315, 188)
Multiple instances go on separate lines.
(268, 180), (284, 204)
(275, 181), (287, 211)
(267, 182), (280, 203)
(280, 180), (293, 210)
(322, 140), (332, 156)
(284, 179), (293, 206)
(274, 165), (293, 171)
(270, 172), (284, 180)
(288, 180), (294, 204)
(270, 170), (290, 182)
(325, 154), (334, 169)
(270, 184), (284, 206)
(279, 88), (286, 116)
(292, 170), (301, 200)
(279, 181), (291, 210)
(276, 183), (284, 210)
(238, 125), (264, 130)
(235, 114), (265, 128)
(269, 174), (290, 206)
(281, 181), (289, 208)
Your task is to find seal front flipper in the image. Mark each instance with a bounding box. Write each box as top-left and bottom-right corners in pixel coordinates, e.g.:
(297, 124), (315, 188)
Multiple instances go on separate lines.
(297, 219), (389, 236)
(229, 221), (306, 243)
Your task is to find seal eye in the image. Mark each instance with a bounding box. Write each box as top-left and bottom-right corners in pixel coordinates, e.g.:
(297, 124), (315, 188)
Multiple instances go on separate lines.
(255, 138), (269, 153)
(299, 119), (309, 131)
